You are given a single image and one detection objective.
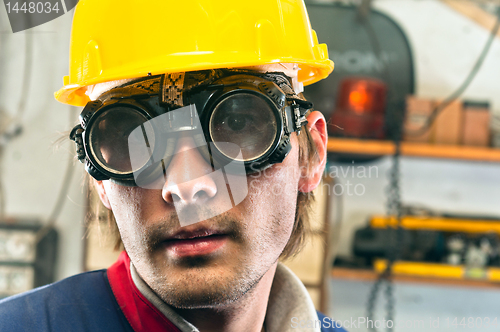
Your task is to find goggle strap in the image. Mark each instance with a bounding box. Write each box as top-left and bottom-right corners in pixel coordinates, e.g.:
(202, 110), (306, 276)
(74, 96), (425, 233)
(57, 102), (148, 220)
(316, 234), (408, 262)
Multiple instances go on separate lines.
(161, 73), (185, 107)
(263, 72), (295, 96)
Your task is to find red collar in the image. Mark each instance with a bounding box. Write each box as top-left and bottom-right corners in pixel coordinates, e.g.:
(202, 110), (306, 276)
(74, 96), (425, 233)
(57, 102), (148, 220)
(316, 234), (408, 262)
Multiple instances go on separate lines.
(107, 251), (182, 332)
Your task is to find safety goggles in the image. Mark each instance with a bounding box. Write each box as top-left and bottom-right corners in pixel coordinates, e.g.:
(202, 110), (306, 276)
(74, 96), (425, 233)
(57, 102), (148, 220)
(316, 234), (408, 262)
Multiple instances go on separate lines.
(70, 70), (313, 188)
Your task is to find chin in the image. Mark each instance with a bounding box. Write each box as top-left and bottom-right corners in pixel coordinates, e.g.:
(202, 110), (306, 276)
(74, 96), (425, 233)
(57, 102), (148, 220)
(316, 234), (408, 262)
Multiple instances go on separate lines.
(150, 264), (265, 309)
(157, 280), (252, 309)
(165, 290), (242, 309)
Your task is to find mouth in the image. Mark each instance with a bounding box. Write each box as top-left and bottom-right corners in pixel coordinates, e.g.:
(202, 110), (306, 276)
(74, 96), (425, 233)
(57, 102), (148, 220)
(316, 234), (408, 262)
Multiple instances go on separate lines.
(163, 229), (229, 257)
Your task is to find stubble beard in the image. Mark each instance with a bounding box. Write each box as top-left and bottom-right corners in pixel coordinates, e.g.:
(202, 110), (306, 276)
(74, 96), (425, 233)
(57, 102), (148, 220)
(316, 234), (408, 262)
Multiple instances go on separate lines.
(148, 252), (267, 309)
(128, 210), (278, 309)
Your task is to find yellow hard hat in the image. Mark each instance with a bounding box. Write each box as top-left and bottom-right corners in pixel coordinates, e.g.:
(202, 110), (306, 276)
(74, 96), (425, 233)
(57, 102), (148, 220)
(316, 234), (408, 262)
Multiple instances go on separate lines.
(55, 0), (334, 106)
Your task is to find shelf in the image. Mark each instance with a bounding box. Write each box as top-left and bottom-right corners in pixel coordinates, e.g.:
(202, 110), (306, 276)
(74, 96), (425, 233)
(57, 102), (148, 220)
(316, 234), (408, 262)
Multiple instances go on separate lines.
(331, 267), (500, 290)
(327, 138), (500, 162)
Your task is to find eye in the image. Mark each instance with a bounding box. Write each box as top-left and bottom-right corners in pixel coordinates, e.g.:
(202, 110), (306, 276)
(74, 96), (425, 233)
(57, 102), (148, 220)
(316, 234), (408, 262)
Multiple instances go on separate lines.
(223, 113), (254, 132)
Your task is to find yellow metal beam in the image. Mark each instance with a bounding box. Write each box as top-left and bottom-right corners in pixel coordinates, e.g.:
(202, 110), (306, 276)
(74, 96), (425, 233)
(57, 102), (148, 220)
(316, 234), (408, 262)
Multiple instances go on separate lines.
(375, 259), (464, 279)
(370, 215), (500, 234)
(374, 259), (500, 282)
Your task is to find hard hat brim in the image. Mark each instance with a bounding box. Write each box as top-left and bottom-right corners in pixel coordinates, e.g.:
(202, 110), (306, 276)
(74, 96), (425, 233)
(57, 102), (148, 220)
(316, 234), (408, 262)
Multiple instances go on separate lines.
(55, 58), (333, 106)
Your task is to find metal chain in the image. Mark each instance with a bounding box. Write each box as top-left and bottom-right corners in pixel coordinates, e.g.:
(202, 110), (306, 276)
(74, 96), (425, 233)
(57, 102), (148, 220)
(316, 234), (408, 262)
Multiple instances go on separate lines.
(366, 102), (404, 331)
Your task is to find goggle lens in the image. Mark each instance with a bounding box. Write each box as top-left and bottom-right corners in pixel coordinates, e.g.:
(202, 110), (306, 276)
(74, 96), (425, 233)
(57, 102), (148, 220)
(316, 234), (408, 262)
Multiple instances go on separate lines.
(209, 93), (277, 162)
(89, 107), (152, 174)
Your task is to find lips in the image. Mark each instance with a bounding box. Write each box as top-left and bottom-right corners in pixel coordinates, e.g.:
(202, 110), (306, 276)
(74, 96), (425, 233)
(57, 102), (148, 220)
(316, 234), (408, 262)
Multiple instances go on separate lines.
(163, 228), (228, 257)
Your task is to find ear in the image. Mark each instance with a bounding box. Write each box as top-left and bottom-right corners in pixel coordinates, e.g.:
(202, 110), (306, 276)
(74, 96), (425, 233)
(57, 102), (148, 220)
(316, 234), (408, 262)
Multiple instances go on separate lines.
(94, 180), (112, 210)
(298, 111), (327, 193)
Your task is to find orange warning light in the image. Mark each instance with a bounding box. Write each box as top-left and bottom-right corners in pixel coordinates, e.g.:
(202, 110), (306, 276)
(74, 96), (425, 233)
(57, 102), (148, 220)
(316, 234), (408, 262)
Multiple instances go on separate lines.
(328, 77), (388, 139)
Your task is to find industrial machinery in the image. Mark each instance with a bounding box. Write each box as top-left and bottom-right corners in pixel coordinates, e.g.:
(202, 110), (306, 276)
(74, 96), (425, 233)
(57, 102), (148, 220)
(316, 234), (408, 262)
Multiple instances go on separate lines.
(0, 219), (57, 298)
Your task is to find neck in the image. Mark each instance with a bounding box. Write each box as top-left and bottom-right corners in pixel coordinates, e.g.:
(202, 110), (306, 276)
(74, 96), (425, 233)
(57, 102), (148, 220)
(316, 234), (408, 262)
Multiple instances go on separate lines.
(172, 262), (277, 332)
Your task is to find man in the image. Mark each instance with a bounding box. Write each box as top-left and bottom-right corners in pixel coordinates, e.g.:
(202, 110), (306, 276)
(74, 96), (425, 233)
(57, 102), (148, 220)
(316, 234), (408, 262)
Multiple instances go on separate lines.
(0, 1), (345, 331)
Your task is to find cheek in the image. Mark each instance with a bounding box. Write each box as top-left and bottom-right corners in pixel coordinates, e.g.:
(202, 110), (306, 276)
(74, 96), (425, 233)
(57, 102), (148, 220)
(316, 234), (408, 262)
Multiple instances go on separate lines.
(102, 182), (158, 242)
(244, 151), (301, 249)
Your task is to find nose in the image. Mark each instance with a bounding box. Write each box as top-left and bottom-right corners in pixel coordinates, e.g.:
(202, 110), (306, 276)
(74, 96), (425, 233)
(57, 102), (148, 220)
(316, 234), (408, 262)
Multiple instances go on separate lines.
(161, 135), (218, 205)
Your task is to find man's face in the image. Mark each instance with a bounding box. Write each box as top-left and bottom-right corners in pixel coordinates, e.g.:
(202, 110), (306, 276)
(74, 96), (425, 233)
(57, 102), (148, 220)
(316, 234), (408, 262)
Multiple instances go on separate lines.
(99, 130), (304, 308)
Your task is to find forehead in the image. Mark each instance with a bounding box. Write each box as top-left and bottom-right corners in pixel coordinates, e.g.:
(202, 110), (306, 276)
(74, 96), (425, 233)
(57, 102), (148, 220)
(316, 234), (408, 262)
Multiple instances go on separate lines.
(86, 64), (299, 101)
